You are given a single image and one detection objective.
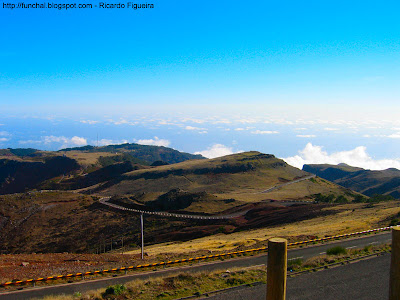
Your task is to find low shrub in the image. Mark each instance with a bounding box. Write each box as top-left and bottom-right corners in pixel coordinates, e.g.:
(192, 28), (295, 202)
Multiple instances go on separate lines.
(103, 284), (127, 297)
(326, 246), (347, 255)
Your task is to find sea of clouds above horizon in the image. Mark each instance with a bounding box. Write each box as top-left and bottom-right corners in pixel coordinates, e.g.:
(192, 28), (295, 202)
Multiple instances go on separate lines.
(1, 111), (400, 171)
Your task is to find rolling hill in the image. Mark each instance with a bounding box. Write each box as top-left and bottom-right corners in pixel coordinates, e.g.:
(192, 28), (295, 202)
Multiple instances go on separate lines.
(91, 151), (360, 207)
(0, 150), (366, 254)
(0, 144), (204, 195)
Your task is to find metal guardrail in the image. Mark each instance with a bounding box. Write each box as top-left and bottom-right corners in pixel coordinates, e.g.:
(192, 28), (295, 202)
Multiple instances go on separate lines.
(99, 197), (247, 220)
(0, 226), (392, 288)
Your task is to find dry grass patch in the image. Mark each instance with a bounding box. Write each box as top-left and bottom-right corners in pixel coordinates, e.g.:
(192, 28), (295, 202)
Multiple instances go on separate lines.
(36, 267), (266, 300)
(60, 151), (117, 167)
(289, 243), (391, 273)
(126, 201), (400, 256)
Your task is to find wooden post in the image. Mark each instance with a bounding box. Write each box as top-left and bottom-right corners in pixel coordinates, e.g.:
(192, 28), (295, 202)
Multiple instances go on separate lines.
(390, 226), (400, 300)
(267, 238), (287, 300)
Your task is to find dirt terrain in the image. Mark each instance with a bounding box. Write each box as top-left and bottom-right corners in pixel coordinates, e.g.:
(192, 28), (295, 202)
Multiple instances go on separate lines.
(0, 201), (334, 283)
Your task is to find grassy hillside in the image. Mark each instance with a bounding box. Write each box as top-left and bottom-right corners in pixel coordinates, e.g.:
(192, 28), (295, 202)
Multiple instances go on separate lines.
(94, 152), (359, 205)
(303, 164), (400, 198)
(0, 144), (205, 195)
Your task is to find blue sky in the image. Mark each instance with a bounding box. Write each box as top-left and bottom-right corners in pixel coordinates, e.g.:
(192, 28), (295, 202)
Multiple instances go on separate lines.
(1, 1), (400, 169)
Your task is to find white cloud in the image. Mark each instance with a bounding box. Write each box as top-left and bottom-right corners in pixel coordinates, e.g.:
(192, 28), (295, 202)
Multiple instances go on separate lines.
(283, 143), (400, 170)
(45, 135), (87, 147)
(136, 136), (170, 147)
(272, 119), (294, 125)
(238, 118), (258, 124)
(324, 127), (339, 131)
(211, 119), (231, 124)
(18, 136), (87, 148)
(235, 128), (245, 131)
(0, 131), (11, 137)
(195, 144), (236, 158)
(251, 130), (279, 135)
(0, 131), (10, 142)
(158, 120), (177, 125)
(296, 135), (316, 138)
(387, 132), (400, 139)
(19, 139), (41, 145)
(109, 119), (137, 126)
(185, 126), (206, 131)
(70, 136), (87, 146)
(181, 117), (206, 124)
(80, 120), (99, 125)
(95, 139), (129, 146)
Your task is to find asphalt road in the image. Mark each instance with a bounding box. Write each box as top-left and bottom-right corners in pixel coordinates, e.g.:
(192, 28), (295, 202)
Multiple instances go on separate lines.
(99, 197), (247, 220)
(99, 174), (316, 220)
(260, 175), (316, 193)
(205, 253), (390, 300)
(0, 232), (391, 300)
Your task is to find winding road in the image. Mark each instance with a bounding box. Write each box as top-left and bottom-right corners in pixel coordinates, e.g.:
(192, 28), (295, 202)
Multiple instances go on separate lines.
(99, 197), (247, 220)
(99, 174), (317, 219)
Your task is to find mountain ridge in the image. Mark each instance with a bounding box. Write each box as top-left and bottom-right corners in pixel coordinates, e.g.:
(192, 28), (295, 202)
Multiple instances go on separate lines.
(0, 143), (204, 194)
(303, 163), (400, 198)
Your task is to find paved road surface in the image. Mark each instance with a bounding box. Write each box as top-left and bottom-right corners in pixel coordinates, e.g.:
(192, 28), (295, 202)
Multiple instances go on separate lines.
(260, 175), (316, 193)
(205, 253), (390, 300)
(0, 232), (391, 300)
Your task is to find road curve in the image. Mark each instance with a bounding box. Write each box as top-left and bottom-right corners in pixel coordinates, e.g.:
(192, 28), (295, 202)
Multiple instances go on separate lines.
(99, 174), (318, 219)
(99, 197), (247, 220)
(259, 175), (316, 194)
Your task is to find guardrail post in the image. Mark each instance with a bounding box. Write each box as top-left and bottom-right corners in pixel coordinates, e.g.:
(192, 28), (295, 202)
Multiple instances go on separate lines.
(390, 226), (400, 300)
(141, 213), (144, 260)
(267, 238), (287, 300)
